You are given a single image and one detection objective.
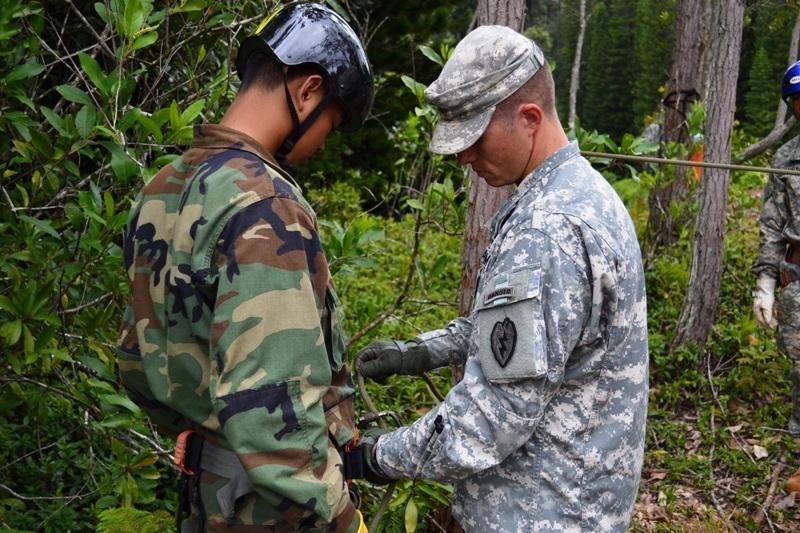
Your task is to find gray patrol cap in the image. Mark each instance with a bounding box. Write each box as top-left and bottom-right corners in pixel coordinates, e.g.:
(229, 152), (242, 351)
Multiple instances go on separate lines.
(425, 25), (545, 155)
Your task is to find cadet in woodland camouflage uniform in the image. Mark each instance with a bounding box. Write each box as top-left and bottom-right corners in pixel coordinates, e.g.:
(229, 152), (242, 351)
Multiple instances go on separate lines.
(355, 26), (649, 532)
(117, 3), (374, 531)
(753, 60), (800, 444)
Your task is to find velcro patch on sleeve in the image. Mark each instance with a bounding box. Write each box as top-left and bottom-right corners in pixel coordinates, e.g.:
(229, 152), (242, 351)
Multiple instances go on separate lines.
(476, 267), (546, 382)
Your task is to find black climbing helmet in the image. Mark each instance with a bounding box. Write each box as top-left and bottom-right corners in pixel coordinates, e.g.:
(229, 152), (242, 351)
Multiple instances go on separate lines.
(236, 1), (374, 132)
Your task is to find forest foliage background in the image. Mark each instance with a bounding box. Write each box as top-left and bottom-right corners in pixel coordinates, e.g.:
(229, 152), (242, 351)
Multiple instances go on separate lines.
(1, 0), (800, 531)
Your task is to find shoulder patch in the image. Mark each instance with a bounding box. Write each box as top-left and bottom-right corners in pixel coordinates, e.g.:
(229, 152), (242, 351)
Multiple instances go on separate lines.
(490, 317), (517, 367)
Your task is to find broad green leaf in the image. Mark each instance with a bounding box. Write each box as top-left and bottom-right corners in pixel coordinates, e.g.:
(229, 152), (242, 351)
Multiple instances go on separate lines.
(101, 141), (139, 181)
(49, 349), (73, 362)
(14, 182), (30, 207)
(405, 198), (424, 211)
(104, 190), (115, 219)
(131, 31), (158, 51)
(404, 498), (418, 533)
(94, 2), (109, 23)
(181, 99), (206, 123)
(418, 45), (443, 66)
(102, 393), (142, 414)
(136, 112), (162, 142)
(87, 377), (115, 393)
(400, 75), (426, 99)
(121, 0), (145, 38)
(0, 320), (23, 345)
(168, 0), (206, 13)
(7, 59), (44, 82)
(23, 325), (35, 355)
(138, 469), (162, 480)
(99, 413), (135, 429)
(78, 354), (114, 380)
(169, 100), (181, 129)
(78, 52), (110, 95)
(0, 295), (18, 314)
(76, 105), (98, 137)
(19, 214), (60, 239)
(131, 454), (158, 469)
(56, 85), (93, 106)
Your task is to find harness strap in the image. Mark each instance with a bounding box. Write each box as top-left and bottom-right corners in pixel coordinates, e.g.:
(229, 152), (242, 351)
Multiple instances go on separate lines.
(780, 243), (800, 288)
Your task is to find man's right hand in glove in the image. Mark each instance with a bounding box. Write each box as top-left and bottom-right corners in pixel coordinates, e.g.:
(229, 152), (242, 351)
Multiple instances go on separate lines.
(753, 274), (778, 329)
(355, 339), (434, 381)
(352, 428), (394, 485)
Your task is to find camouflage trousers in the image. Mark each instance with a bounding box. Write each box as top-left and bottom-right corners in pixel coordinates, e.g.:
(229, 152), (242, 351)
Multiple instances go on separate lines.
(777, 281), (800, 436)
(178, 442), (356, 533)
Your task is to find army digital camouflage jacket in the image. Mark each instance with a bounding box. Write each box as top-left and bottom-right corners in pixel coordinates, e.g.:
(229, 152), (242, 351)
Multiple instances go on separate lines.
(754, 135), (800, 279)
(118, 124), (359, 532)
(375, 142), (649, 532)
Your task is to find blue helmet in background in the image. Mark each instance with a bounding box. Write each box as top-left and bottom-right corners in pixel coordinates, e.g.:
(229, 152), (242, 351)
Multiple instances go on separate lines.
(781, 60), (800, 101)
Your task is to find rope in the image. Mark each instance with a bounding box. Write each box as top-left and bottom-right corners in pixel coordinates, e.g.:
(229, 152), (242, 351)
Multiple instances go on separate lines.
(357, 374), (396, 532)
(580, 150), (800, 177)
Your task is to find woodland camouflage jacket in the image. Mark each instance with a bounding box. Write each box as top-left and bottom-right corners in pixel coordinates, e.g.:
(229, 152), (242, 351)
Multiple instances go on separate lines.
(117, 124), (359, 532)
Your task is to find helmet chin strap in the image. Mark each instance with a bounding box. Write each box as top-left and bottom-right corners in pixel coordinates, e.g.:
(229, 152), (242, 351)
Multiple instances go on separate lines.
(275, 68), (336, 176)
(516, 129), (536, 185)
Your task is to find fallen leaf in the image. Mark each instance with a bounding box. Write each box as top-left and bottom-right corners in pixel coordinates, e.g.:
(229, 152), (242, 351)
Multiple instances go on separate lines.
(752, 444), (768, 459)
(773, 492), (796, 511)
(649, 471), (667, 481)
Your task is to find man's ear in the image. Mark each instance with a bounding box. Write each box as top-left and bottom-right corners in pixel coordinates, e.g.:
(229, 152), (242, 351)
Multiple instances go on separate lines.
(293, 74), (327, 114)
(519, 103), (543, 134)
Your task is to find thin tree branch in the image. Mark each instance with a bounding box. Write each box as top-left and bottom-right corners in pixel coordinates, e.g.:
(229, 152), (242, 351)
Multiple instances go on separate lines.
(736, 116), (797, 163)
(753, 462), (785, 527)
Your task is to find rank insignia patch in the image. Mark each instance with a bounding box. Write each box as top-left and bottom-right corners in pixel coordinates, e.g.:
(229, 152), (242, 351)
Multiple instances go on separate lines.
(490, 317), (517, 367)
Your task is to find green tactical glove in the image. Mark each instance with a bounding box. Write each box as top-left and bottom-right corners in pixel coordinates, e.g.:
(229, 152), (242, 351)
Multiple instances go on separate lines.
(354, 428), (394, 485)
(355, 339), (434, 381)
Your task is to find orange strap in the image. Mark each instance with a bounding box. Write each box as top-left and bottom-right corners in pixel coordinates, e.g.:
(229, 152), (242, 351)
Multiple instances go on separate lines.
(173, 429), (197, 476)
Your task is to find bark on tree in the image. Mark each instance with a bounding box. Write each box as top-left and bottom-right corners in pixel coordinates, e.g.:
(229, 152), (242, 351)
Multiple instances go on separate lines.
(438, 5), (528, 532)
(459, 0), (526, 320)
(456, 2), (526, 381)
(672, 0), (744, 349)
(646, 0), (705, 250)
(567, 0), (587, 131)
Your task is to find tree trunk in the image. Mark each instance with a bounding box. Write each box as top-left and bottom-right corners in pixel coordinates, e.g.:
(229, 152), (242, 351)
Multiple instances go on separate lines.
(646, 0), (705, 250)
(672, 0), (744, 350)
(567, 0), (587, 131)
(459, 0), (527, 318)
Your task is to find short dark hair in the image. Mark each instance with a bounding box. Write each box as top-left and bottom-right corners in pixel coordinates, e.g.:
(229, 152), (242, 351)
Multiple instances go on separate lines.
(240, 53), (326, 93)
(495, 62), (557, 120)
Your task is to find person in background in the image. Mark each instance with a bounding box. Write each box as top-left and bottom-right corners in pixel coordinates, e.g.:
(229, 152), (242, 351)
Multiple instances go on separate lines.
(117, 3), (374, 530)
(752, 59), (800, 492)
(354, 25), (649, 532)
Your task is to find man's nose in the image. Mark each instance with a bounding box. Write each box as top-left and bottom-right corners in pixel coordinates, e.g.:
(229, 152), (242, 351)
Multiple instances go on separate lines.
(456, 147), (474, 166)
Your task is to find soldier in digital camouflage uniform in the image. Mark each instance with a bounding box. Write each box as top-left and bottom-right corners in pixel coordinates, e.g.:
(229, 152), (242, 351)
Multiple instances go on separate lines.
(117, 3), (374, 531)
(355, 26), (649, 532)
(753, 61), (800, 459)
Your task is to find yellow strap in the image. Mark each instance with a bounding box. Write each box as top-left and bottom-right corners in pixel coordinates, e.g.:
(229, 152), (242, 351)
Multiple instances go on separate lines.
(356, 510), (368, 533)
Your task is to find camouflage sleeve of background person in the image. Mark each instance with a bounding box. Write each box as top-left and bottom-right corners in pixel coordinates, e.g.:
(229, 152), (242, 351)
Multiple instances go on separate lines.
(754, 137), (800, 278)
(374, 224), (592, 480)
(410, 317), (473, 369)
(208, 188), (355, 527)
